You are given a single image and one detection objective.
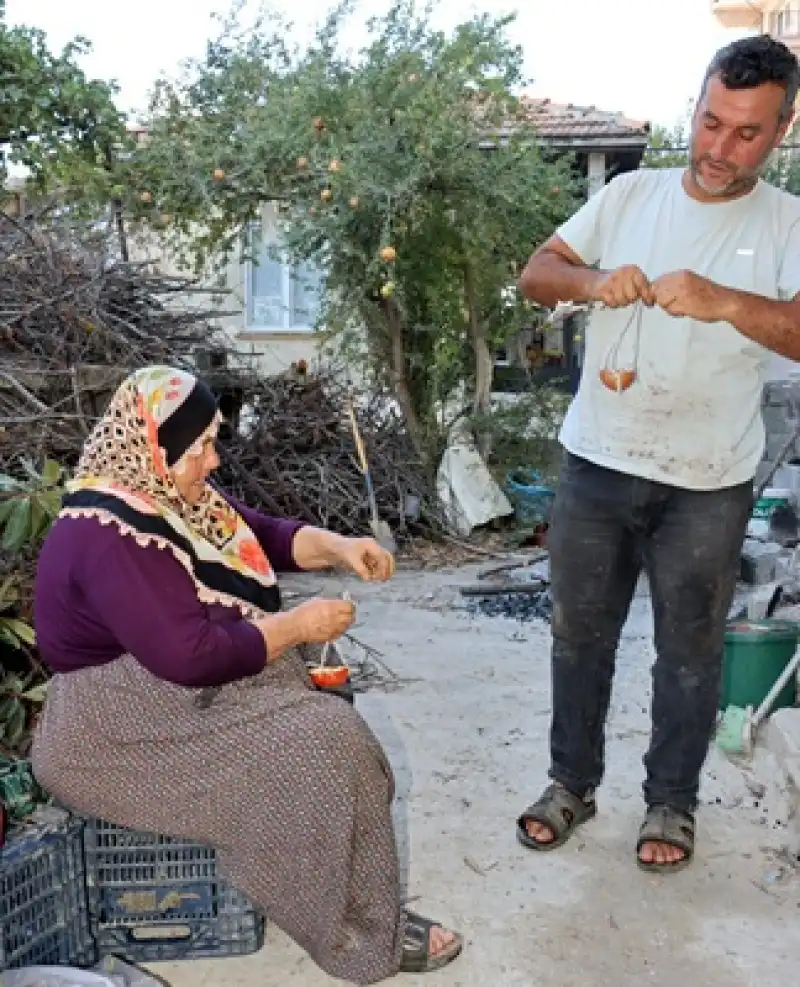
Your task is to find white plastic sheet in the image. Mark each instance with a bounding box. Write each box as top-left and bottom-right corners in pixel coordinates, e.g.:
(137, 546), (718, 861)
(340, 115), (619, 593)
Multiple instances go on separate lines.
(436, 423), (513, 536)
(0, 958), (163, 987)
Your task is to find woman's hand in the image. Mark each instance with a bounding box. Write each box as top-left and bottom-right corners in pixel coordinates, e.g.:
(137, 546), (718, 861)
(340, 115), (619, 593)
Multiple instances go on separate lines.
(336, 537), (395, 582)
(292, 527), (396, 581)
(292, 597), (356, 643)
(254, 597), (355, 660)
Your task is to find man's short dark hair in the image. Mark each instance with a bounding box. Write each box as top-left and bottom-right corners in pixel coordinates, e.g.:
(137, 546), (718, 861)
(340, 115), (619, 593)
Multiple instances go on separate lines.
(703, 34), (800, 122)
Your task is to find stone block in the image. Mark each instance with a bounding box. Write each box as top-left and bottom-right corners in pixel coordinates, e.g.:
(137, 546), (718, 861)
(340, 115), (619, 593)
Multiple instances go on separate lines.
(741, 539), (783, 585)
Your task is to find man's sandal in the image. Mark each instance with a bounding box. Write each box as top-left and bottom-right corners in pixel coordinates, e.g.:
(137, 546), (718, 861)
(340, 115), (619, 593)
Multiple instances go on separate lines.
(516, 782), (597, 851)
(636, 804), (695, 874)
(398, 910), (464, 973)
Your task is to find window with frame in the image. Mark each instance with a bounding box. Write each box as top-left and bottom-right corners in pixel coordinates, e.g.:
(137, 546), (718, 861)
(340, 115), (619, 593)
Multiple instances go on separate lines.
(245, 226), (324, 332)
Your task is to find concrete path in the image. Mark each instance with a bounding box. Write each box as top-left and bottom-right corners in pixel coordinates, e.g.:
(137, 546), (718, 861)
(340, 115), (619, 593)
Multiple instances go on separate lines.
(149, 565), (800, 987)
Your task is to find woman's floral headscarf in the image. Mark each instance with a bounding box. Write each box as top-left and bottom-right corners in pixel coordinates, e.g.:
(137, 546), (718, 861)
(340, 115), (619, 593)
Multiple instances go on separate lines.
(60, 366), (279, 618)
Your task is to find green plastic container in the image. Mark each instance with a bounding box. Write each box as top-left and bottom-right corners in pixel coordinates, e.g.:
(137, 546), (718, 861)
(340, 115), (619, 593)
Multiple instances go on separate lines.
(720, 618), (799, 712)
(751, 489), (791, 520)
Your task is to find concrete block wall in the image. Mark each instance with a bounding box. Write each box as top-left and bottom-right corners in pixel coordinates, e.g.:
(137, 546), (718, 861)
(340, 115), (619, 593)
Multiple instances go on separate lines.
(757, 380), (800, 488)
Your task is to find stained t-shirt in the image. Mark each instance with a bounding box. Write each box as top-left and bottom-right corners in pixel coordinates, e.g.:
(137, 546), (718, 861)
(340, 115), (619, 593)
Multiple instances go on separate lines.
(557, 168), (800, 490)
(33, 494), (306, 688)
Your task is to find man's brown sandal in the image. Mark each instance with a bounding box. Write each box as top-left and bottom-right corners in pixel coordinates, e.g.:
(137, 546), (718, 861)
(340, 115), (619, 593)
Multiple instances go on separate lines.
(636, 804), (695, 874)
(516, 782), (597, 851)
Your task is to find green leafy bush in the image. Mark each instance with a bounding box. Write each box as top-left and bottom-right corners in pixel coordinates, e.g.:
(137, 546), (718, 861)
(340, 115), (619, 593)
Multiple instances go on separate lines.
(0, 458), (64, 755)
(0, 458), (64, 554)
(471, 385), (570, 489)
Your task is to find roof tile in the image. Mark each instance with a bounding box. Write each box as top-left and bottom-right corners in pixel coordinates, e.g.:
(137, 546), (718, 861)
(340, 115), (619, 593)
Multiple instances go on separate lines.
(514, 97), (650, 140)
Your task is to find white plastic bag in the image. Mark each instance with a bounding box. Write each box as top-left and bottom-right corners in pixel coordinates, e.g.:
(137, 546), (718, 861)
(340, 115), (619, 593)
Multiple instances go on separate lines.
(0, 958), (163, 987)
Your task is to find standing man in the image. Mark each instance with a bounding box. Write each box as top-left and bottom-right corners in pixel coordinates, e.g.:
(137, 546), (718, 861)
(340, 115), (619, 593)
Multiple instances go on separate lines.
(516, 35), (800, 873)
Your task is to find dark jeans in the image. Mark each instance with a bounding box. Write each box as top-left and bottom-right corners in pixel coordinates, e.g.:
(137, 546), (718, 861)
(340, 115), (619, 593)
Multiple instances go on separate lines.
(547, 452), (753, 813)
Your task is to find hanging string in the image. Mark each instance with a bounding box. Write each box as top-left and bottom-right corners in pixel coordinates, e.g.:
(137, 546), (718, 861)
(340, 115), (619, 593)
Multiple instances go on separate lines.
(599, 301), (643, 393)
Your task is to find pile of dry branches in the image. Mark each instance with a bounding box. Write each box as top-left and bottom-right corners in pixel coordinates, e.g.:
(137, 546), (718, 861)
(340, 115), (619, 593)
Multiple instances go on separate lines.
(0, 209), (444, 540)
(217, 371), (442, 536)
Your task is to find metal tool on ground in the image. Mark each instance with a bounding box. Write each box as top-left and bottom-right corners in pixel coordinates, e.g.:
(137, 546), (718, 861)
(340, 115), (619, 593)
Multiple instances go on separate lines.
(716, 643), (800, 757)
(346, 403), (397, 554)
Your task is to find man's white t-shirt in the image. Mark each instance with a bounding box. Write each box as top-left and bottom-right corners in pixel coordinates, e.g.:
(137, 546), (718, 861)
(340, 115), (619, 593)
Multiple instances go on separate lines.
(557, 167), (800, 491)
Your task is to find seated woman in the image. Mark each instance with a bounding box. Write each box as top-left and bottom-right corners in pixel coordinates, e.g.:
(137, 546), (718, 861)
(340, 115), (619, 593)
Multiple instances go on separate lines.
(31, 365), (462, 984)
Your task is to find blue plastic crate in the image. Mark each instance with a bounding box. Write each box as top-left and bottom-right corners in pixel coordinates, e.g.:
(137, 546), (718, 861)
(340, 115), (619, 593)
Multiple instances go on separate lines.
(82, 818), (265, 964)
(1, 811), (97, 971)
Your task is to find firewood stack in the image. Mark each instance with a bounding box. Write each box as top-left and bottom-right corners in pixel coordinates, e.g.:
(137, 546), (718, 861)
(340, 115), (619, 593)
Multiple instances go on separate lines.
(0, 209), (444, 542)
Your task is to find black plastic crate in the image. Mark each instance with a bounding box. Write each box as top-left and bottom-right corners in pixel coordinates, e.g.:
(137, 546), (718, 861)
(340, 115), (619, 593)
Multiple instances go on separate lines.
(83, 818), (265, 963)
(1, 810), (97, 971)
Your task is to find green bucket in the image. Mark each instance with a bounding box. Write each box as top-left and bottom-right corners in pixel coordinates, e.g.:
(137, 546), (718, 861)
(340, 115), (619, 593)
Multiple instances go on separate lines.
(720, 618), (799, 712)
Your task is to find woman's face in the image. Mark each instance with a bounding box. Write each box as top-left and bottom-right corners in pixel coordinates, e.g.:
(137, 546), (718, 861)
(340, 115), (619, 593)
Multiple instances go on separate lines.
(171, 431), (220, 504)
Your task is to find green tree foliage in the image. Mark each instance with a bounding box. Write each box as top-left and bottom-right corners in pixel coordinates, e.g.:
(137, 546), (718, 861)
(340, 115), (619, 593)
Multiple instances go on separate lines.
(766, 121), (800, 194)
(642, 122), (690, 170)
(127, 1), (581, 461)
(0, 0), (128, 207)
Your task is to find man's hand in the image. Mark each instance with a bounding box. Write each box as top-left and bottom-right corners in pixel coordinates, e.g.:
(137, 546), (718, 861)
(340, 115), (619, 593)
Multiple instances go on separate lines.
(590, 265), (653, 309)
(651, 270), (731, 322)
(335, 537), (396, 582)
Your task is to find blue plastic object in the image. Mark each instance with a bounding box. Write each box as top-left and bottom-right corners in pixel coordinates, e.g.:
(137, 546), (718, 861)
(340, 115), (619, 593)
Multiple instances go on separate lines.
(82, 818), (265, 964)
(505, 469), (555, 525)
(1, 814), (96, 971)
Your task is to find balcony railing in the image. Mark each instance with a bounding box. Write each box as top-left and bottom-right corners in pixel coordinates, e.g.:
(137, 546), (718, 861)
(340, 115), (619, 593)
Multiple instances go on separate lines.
(771, 6), (800, 38)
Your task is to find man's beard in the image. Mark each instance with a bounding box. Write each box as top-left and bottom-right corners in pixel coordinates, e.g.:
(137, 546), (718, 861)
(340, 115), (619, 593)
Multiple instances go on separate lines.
(689, 154), (764, 199)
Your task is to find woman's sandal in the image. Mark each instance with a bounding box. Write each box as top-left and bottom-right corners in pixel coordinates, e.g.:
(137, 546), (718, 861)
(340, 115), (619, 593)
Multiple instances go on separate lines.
(636, 804), (695, 874)
(399, 910), (464, 973)
(516, 782), (597, 851)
